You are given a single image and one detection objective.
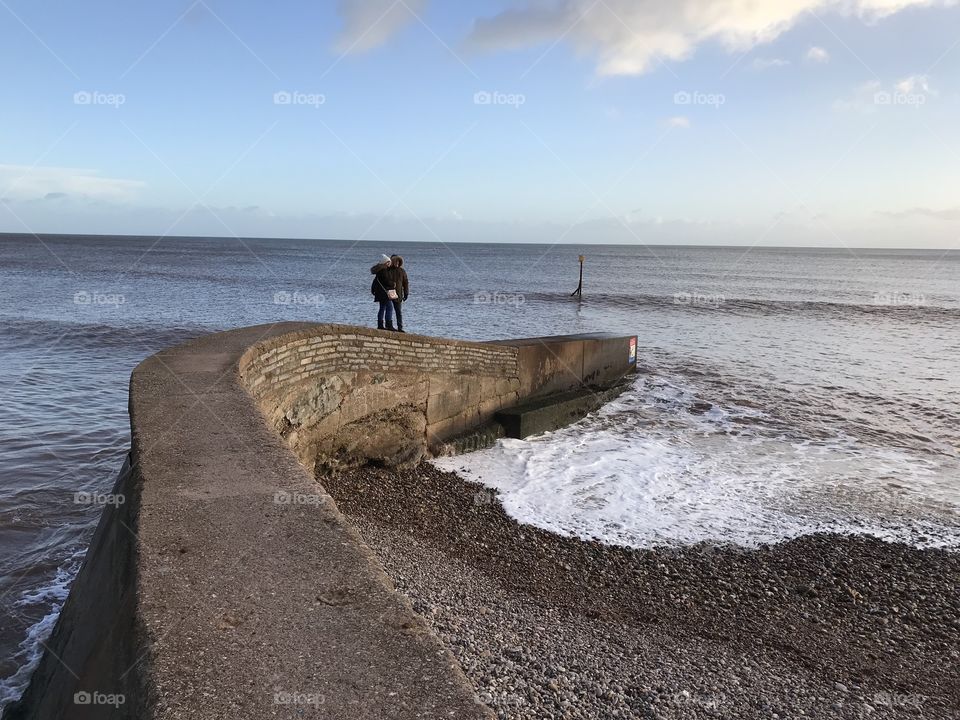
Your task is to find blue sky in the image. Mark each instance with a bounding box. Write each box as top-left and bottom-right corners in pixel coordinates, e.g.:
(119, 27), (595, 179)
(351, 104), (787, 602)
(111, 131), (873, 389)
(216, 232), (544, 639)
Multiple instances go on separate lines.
(1, 0), (958, 246)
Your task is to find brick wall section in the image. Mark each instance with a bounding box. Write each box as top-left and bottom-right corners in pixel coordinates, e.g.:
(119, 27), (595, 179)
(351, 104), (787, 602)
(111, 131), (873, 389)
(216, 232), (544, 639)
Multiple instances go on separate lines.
(240, 325), (518, 400)
(238, 325), (522, 460)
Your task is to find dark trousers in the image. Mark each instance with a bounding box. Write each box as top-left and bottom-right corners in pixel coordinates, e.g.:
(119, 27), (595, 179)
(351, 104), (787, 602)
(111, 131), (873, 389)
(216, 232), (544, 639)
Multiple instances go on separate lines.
(377, 300), (394, 328)
(391, 300), (403, 330)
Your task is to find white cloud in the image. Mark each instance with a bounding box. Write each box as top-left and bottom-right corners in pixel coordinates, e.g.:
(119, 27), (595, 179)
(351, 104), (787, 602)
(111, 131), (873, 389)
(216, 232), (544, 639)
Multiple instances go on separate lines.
(666, 116), (691, 128)
(0, 165), (144, 202)
(895, 74), (934, 94)
(466, 0), (952, 75)
(833, 80), (884, 112)
(752, 57), (790, 70)
(334, 0), (428, 53)
(805, 45), (830, 63)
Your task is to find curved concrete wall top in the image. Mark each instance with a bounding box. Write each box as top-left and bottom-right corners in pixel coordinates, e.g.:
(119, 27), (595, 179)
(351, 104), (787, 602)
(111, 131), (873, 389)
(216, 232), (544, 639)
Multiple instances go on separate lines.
(5, 323), (636, 720)
(7, 323), (495, 720)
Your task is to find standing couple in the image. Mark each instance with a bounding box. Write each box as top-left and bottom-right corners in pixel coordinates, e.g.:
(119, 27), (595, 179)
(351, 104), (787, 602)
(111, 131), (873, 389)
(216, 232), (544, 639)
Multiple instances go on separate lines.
(370, 254), (409, 332)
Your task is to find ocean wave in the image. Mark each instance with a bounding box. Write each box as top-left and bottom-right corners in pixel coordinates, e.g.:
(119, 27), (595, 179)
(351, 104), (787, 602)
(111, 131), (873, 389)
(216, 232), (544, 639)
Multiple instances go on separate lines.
(0, 317), (211, 353)
(481, 291), (960, 320)
(434, 372), (960, 551)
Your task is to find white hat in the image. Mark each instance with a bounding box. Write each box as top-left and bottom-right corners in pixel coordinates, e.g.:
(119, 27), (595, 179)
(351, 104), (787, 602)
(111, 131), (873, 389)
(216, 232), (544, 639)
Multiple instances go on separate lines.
(379, 254), (392, 265)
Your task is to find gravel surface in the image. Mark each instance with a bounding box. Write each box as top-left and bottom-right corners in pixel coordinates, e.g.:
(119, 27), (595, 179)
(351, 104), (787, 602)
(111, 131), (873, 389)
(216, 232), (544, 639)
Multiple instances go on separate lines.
(322, 463), (960, 720)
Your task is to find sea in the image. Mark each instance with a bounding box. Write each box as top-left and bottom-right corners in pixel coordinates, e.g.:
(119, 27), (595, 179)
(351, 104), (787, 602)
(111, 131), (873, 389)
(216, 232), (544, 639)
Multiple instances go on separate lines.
(1, 233), (958, 707)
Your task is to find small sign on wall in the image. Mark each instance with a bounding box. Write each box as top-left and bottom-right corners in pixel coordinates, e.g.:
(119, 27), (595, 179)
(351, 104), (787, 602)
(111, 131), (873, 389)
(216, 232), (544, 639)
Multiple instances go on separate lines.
(628, 337), (637, 364)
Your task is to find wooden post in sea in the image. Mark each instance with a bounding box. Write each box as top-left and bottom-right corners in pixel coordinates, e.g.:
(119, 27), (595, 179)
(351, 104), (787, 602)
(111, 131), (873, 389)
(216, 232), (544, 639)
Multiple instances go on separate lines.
(571, 255), (584, 297)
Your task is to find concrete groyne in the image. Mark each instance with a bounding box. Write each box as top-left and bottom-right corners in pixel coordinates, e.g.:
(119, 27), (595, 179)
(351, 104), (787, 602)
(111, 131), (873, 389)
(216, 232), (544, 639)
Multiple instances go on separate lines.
(4, 323), (636, 720)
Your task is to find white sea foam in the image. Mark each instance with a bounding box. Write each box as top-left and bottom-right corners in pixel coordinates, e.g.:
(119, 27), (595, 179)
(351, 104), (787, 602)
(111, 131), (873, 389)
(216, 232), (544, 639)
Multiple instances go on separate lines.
(433, 375), (960, 550)
(0, 550), (85, 709)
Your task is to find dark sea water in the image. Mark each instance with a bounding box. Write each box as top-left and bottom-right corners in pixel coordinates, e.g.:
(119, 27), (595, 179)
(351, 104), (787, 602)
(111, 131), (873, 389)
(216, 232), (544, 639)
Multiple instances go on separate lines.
(1, 233), (958, 706)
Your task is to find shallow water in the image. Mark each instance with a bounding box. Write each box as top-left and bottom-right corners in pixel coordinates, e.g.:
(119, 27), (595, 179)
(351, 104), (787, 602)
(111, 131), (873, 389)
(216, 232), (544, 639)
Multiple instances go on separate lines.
(1, 234), (959, 705)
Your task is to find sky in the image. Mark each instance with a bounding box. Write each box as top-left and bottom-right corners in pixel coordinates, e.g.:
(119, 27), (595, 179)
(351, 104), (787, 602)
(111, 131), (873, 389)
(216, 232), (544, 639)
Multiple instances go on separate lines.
(1, 0), (959, 247)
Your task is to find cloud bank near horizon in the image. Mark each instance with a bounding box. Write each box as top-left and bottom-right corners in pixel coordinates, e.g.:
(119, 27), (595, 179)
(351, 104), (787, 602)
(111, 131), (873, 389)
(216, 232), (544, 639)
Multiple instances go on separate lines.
(3, 196), (958, 249)
(0, 165), (145, 203)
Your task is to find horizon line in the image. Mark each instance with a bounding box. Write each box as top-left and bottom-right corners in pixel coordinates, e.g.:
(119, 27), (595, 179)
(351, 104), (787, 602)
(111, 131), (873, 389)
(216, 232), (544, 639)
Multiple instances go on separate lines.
(0, 231), (955, 253)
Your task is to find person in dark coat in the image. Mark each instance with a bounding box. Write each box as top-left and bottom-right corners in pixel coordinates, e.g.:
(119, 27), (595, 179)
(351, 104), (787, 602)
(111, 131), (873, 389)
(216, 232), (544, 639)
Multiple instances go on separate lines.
(385, 255), (409, 332)
(370, 254), (396, 330)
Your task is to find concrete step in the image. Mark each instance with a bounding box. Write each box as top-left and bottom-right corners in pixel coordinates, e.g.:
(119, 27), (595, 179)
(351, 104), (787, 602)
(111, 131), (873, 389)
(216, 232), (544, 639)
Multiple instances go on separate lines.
(495, 380), (631, 439)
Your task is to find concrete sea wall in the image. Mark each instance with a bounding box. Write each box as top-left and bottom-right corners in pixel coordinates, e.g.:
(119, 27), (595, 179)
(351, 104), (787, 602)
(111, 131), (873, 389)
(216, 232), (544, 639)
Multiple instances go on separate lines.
(239, 326), (633, 473)
(4, 323), (636, 720)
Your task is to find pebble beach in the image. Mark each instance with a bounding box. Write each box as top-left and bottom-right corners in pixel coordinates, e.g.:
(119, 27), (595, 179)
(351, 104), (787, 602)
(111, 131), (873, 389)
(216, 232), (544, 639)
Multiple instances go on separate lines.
(323, 463), (960, 720)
